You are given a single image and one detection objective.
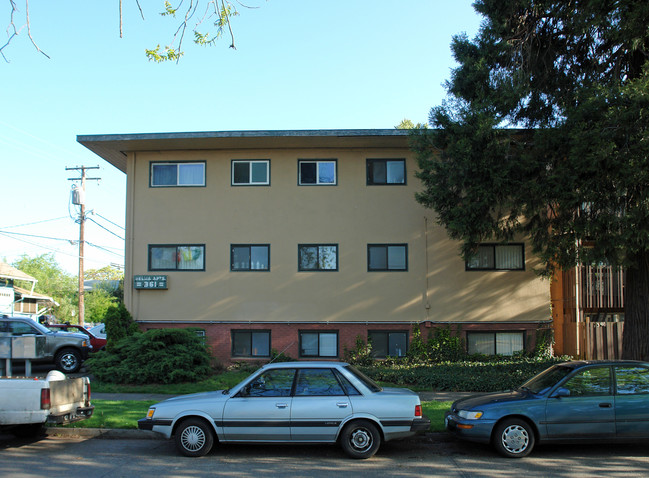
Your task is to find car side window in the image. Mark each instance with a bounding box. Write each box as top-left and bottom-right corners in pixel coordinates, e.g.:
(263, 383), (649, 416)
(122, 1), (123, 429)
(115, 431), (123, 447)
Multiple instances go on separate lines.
(9, 321), (39, 336)
(294, 369), (346, 396)
(244, 369), (295, 397)
(615, 366), (649, 395)
(562, 367), (612, 397)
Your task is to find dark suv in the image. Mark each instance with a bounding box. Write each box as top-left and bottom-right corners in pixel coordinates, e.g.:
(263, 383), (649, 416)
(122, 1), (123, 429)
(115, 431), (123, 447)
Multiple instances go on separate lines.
(0, 317), (92, 373)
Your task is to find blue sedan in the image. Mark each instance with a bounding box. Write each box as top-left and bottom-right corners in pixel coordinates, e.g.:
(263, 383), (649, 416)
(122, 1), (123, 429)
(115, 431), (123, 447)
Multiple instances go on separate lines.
(445, 360), (649, 457)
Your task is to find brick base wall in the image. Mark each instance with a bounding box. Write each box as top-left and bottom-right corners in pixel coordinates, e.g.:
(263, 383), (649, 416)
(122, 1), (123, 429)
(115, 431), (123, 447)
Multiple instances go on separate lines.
(138, 321), (549, 366)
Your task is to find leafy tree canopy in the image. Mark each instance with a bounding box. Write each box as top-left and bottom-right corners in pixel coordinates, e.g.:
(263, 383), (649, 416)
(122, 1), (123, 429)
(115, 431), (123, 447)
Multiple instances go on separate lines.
(85, 265), (124, 281)
(412, 0), (649, 360)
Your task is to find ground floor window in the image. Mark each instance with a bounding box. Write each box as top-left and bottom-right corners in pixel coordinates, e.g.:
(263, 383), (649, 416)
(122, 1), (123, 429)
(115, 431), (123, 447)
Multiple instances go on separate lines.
(299, 331), (338, 358)
(467, 331), (524, 356)
(232, 330), (271, 357)
(368, 331), (408, 358)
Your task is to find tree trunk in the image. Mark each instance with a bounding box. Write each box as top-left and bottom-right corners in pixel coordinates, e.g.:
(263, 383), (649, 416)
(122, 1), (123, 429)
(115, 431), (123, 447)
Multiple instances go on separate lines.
(621, 250), (649, 361)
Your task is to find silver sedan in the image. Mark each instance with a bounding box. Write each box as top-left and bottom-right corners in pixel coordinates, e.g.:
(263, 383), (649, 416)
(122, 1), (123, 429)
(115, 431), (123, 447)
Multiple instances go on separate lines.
(138, 361), (430, 459)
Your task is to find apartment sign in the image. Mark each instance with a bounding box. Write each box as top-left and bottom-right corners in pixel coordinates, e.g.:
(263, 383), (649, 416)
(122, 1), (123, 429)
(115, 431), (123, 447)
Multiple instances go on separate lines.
(134, 275), (168, 290)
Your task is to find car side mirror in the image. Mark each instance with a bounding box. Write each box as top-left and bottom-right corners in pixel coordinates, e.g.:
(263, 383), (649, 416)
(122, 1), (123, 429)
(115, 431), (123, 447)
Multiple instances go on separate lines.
(551, 387), (570, 398)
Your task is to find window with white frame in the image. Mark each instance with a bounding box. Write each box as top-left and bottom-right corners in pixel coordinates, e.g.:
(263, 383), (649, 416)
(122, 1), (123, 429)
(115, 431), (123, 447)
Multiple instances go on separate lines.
(298, 160), (337, 185)
(299, 331), (338, 358)
(149, 244), (205, 271)
(150, 162), (205, 187)
(466, 244), (525, 271)
(231, 245), (270, 271)
(467, 332), (524, 356)
(232, 330), (271, 357)
(367, 244), (408, 271)
(232, 160), (269, 185)
(366, 159), (406, 185)
(298, 244), (338, 271)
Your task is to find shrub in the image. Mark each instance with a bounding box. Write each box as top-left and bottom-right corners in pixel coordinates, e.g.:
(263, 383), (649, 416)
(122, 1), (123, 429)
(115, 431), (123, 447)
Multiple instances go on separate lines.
(87, 328), (213, 384)
(343, 335), (374, 366)
(103, 303), (139, 351)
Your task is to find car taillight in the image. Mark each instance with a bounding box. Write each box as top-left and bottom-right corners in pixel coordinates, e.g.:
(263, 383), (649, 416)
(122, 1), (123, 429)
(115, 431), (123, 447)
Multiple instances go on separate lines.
(41, 389), (51, 410)
(415, 404), (422, 417)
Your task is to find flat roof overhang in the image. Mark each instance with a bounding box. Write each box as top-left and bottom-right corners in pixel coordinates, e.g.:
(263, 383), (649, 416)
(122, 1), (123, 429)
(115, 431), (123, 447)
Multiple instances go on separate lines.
(77, 129), (413, 173)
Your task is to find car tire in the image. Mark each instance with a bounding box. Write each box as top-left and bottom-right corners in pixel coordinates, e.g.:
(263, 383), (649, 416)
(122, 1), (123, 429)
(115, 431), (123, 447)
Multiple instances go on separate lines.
(340, 419), (381, 459)
(493, 418), (535, 458)
(55, 348), (82, 374)
(175, 418), (214, 457)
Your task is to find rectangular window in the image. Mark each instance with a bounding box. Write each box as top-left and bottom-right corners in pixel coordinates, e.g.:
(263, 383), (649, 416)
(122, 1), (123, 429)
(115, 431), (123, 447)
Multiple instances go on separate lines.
(467, 332), (524, 356)
(299, 331), (338, 358)
(369, 331), (408, 358)
(231, 245), (270, 271)
(149, 245), (205, 271)
(232, 160), (269, 185)
(151, 162), (205, 187)
(466, 244), (525, 271)
(298, 160), (337, 185)
(366, 159), (406, 185)
(232, 330), (271, 357)
(298, 244), (338, 271)
(367, 244), (408, 271)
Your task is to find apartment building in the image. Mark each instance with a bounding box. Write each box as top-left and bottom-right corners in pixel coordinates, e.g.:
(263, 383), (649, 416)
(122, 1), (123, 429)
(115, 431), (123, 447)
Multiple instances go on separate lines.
(78, 130), (550, 364)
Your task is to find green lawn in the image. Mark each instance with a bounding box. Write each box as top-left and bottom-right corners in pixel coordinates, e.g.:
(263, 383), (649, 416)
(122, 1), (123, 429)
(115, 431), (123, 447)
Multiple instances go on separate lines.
(61, 399), (451, 432)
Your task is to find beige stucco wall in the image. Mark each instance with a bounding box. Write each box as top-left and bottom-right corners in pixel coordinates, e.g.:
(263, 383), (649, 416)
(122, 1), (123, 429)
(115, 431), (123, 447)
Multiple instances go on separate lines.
(124, 146), (550, 325)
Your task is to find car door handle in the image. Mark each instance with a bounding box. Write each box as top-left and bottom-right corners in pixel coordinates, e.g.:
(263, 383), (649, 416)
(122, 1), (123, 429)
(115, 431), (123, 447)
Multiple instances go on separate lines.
(336, 402), (349, 408)
(599, 403), (612, 408)
(276, 403), (289, 409)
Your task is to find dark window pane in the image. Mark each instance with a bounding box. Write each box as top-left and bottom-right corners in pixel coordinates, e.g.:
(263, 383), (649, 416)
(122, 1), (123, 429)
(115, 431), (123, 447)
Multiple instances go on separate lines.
(232, 247), (251, 270)
(300, 162), (317, 184)
(368, 246), (387, 270)
(152, 164), (177, 186)
(370, 161), (386, 184)
(233, 162), (250, 184)
(369, 332), (388, 358)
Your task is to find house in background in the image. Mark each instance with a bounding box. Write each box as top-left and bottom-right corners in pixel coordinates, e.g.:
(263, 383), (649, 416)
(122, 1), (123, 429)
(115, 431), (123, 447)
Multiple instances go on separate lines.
(0, 262), (57, 320)
(78, 129), (551, 364)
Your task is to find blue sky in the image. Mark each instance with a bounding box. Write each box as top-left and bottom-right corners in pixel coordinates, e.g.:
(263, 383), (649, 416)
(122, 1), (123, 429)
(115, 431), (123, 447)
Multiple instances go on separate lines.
(0, 0), (481, 275)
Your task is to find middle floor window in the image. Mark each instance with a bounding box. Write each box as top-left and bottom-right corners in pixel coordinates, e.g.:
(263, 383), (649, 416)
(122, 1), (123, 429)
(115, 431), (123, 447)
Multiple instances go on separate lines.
(298, 244), (339, 271)
(148, 244), (205, 271)
(367, 244), (408, 271)
(231, 244), (270, 271)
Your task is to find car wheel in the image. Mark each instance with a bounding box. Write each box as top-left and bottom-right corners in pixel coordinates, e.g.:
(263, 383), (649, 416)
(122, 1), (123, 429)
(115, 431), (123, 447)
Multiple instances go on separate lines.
(175, 418), (214, 457)
(55, 348), (82, 373)
(493, 418), (535, 458)
(340, 419), (381, 459)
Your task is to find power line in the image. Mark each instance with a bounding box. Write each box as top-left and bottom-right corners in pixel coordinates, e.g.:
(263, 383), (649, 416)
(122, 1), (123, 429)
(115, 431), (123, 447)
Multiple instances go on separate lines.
(1, 216), (69, 229)
(94, 213), (125, 231)
(87, 217), (125, 240)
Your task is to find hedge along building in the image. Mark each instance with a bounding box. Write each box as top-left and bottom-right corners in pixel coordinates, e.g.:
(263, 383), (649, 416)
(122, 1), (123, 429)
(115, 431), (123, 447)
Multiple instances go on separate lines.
(78, 130), (550, 365)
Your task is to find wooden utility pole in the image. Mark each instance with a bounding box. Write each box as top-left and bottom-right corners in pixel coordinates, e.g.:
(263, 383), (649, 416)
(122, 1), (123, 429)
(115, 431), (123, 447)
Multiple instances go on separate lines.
(67, 166), (100, 326)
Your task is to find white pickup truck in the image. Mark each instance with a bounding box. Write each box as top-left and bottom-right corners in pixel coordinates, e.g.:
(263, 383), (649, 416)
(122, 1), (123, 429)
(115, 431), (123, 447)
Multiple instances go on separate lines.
(0, 370), (94, 437)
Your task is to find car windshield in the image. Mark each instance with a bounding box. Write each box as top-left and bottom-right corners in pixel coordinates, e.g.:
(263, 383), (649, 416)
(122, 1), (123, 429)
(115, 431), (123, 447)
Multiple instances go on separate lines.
(344, 365), (382, 393)
(520, 365), (573, 394)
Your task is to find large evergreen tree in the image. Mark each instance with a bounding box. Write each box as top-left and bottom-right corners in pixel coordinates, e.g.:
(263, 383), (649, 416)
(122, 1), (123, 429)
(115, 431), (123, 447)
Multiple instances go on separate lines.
(413, 0), (649, 359)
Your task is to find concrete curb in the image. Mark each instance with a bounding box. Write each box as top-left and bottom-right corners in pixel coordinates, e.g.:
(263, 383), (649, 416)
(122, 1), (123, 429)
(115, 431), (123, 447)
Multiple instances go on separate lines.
(46, 427), (165, 440)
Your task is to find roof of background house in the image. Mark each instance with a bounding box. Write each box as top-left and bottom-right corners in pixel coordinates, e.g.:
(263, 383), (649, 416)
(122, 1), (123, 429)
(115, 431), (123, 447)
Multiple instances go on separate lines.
(0, 262), (37, 283)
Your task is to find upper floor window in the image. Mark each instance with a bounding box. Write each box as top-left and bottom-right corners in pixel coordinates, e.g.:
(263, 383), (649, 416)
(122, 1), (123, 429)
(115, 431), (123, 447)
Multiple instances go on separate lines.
(231, 244), (270, 271)
(298, 244), (338, 271)
(298, 160), (337, 185)
(366, 159), (406, 185)
(466, 244), (524, 271)
(367, 244), (408, 271)
(151, 162), (205, 187)
(232, 160), (269, 186)
(149, 244), (205, 271)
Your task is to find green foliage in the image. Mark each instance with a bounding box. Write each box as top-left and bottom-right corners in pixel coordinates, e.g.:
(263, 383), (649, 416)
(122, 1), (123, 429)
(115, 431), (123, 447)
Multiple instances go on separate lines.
(85, 266), (124, 281)
(11, 253), (77, 321)
(343, 335), (374, 366)
(269, 348), (296, 363)
(103, 303), (139, 351)
(359, 357), (570, 392)
(425, 325), (467, 362)
(87, 328), (213, 384)
(84, 288), (118, 324)
(413, 0), (649, 360)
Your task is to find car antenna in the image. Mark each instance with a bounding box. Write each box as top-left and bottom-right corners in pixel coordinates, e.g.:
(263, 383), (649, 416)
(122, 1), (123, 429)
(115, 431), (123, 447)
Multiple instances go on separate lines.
(268, 342), (295, 364)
